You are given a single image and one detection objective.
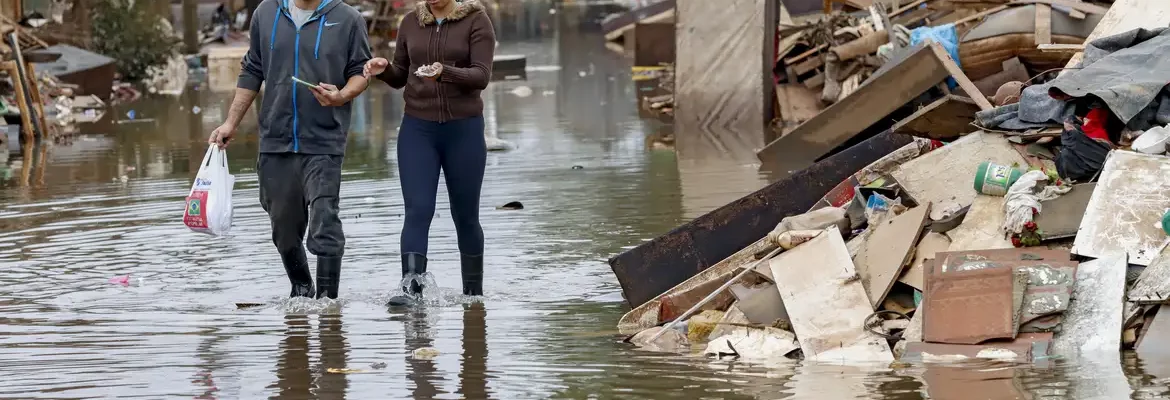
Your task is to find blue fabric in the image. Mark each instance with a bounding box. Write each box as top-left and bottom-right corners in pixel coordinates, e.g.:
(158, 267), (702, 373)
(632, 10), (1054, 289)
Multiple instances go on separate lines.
(910, 23), (961, 88)
(398, 115), (487, 256)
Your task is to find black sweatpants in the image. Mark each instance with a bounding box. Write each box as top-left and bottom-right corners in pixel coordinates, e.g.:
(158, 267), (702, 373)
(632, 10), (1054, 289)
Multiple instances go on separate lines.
(258, 153), (346, 279)
(398, 114), (486, 257)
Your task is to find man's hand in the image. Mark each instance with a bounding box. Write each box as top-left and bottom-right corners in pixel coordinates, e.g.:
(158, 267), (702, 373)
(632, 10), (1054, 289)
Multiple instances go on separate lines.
(364, 57), (389, 78)
(309, 83), (347, 107)
(209, 123), (237, 149)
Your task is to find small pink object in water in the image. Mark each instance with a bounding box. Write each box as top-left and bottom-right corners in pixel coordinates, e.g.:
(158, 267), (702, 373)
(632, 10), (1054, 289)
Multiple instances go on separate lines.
(108, 275), (131, 286)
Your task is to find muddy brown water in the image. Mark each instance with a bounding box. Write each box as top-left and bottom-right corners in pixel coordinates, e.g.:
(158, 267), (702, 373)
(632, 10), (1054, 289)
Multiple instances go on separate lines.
(2, 2), (1170, 399)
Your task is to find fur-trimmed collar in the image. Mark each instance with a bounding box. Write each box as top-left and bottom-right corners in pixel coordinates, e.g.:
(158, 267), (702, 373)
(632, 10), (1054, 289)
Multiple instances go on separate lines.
(415, 0), (483, 26)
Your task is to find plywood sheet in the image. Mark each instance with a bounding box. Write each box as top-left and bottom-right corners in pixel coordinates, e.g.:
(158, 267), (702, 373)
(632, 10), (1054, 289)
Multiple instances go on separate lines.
(945, 194), (1015, 252)
(892, 131), (1028, 208)
(890, 95), (981, 141)
(769, 228), (894, 362)
(1034, 183), (1095, 241)
(675, 0), (769, 162)
(1072, 151), (1170, 266)
(1128, 244), (1170, 304)
(1053, 253), (1127, 357)
(900, 232), (952, 291)
(855, 204), (932, 307)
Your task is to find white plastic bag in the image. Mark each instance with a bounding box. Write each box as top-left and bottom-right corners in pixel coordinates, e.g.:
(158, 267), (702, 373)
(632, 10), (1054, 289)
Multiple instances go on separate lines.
(183, 144), (235, 236)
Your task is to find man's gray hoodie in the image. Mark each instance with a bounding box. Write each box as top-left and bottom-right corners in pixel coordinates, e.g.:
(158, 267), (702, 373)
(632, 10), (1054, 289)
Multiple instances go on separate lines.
(238, 0), (372, 155)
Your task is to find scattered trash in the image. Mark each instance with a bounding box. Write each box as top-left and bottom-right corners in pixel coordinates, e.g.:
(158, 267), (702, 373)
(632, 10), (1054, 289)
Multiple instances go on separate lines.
(235, 302), (264, 309)
(607, 0), (1170, 366)
(497, 201), (524, 210)
(108, 275), (130, 286)
(571, 165), (584, 170)
(370, 362), (388, 369)
(326, 368), (371, 374)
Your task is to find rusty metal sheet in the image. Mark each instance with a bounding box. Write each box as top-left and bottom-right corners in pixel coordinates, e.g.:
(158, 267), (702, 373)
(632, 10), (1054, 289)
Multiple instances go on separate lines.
(924, 266), (1026, 344)
(609, 131), (914, 307)
(936, 259), (1077, 326)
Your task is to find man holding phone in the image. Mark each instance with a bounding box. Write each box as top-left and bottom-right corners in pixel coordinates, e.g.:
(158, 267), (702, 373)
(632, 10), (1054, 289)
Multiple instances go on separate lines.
(208, 0), (372, 299)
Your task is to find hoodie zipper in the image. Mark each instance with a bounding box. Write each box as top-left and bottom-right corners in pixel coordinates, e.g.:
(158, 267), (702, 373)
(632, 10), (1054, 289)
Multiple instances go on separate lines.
(433, 22), (447, 123)
(278, 2), (329, 153)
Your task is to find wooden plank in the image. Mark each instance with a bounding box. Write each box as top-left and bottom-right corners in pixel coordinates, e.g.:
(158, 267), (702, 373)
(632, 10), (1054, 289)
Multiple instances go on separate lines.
(954, 5), (1009, 25)
(1073, 151), (1170, 266)
(891, 131), (1027, 208)
(1034, 183), (1095, 241)
(1053, 253), (1127, 356)
(1, 61), (33, 141)
(855, 204), (932, 307)
(769, 228), (895, 362)
(1038, 43), (1084, 53)
(927, 44), (994, 110)
(1062, 0), (1170, 71)
(612, 131), (914, 316)
(891, 0), (928, 17)
(757, 42), (985, 174)
(890, 95), (981, 141)
(946, 195), (1016, 252)
(675, 0), (770, 162)
(1034, 4), (1052, 45)
(899, 232), (951, 291)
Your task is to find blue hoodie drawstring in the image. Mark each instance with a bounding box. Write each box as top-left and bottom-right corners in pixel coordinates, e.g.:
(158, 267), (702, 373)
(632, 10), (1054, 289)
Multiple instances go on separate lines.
(314, 14), (327, 59)
(269, 14), (279, 51)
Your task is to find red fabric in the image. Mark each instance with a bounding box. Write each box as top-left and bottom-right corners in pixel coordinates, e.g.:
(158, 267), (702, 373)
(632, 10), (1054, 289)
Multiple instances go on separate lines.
(1082, 108), (1111, 142)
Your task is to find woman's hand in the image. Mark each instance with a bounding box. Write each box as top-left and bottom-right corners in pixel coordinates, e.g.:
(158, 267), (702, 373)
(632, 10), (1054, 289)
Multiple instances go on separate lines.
(427, 62), (443, 80)
(364, 57), (389, 78)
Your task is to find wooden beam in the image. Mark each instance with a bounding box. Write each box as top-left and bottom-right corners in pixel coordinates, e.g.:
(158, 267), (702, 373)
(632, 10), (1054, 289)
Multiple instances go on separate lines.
(890, 95), (981, 141)
(891, 0), (928, 17)
(1010, 0), (1109, 15)
(1039, 43), (1084, 53)
(756, 42), (992, 174)
(1035, 4), (1052, 45)
(954, 5), (1009, 25)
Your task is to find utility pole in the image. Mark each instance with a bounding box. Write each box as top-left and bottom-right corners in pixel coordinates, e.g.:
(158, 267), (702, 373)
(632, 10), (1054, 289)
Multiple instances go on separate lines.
(183, 0), (199, 54)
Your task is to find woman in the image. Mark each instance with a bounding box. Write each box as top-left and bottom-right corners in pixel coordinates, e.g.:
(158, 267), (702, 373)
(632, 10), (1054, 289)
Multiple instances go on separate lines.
(364, 0), (495, 305)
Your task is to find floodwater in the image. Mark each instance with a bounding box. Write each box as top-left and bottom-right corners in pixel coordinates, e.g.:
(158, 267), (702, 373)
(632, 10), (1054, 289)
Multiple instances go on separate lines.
(2, 2), (1170, 399)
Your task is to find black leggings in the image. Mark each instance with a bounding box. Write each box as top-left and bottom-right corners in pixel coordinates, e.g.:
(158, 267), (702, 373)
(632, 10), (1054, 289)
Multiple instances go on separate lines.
(398, 114), (486, 257)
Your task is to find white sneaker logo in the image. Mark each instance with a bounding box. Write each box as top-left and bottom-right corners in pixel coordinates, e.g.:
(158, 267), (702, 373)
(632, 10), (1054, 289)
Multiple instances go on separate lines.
(325, 22), (339, 27)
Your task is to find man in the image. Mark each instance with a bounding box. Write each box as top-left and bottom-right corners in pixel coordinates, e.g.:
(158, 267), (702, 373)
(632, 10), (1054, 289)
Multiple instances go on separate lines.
(209, 0), (372, 299)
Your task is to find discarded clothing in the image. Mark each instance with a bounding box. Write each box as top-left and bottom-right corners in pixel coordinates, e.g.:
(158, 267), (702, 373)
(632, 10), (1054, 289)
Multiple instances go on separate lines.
(1055, 117), (1113, 182)
(977, 27), (1170, 132)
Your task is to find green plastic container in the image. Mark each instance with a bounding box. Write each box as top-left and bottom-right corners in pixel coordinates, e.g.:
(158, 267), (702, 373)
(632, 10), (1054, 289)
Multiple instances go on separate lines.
(1162, 210), (1170, 236)
(973, 161), (1023, 196)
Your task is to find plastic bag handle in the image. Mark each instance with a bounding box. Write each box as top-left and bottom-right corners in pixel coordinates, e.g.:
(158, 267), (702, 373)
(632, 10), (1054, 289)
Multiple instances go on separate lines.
(199, 143), (216, 168)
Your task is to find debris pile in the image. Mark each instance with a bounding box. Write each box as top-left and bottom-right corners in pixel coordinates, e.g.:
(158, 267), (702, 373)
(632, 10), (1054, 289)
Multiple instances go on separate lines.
(615, 0), (1170, 365)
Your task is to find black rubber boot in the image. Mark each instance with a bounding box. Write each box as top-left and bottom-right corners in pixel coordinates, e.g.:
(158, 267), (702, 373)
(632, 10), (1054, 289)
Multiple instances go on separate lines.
(283, 250), (315, 298)
(316, 256), (342, 299)
(461, 254), (483, 296)
(387, 253), (427, 307)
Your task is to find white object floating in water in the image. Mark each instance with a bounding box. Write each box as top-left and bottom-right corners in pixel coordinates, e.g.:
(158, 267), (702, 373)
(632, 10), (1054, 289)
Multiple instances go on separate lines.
(578, 71), (587, 77)
(549, 8), (557, 14)
(364, 197), (375, 203)
(510, 86), (532, 97)
(412, 347), (440, 360)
